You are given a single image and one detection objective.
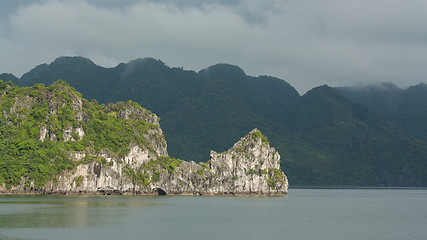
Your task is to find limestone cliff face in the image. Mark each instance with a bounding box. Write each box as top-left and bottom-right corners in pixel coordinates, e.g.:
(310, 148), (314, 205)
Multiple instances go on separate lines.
(0, 81), (288, 195)
(151, 129), (288, 195)
(2, 129), (288, 195)
(41, 129), (287, 195)
(18, 102), (169, 194)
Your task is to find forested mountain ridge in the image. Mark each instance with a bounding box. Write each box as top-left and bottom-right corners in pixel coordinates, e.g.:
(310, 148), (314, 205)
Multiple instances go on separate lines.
(281, 85), (427, 185)
(6, 56), (427, 186)
(337, 83), (427, 141)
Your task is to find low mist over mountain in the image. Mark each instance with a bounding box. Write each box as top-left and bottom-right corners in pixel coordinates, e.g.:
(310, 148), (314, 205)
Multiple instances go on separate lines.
(337, 83), (427, 141)
(5, 56), (427, 186)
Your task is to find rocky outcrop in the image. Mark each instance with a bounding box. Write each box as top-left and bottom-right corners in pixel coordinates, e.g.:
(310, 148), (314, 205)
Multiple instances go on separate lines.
(1, 129), (288, 195)
(0, 80), (288, 195)
(145, 129), (288, 195)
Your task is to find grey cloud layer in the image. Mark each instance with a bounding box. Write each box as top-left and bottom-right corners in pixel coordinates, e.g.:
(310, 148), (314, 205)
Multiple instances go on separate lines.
(1, 0), (426, 93)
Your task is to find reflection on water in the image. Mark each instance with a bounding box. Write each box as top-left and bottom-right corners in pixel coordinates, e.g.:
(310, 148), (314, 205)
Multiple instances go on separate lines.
(0, 195), (162, 229)
(1, 189), (427, 240)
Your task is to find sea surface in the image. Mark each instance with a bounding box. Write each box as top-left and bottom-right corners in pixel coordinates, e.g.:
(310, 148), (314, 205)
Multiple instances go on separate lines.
(0, 189), (426, 240)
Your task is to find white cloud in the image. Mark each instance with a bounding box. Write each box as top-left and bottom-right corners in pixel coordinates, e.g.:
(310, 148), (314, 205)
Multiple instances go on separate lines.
(1, 0), (427, 93)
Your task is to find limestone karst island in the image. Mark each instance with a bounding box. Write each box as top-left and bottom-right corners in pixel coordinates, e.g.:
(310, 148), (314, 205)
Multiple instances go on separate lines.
(0, 80), (288, 195)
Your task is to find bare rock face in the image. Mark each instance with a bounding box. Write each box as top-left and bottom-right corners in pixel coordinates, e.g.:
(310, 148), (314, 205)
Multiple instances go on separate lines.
(43, 129), (288, 195)
(1, 128), (288, 195)
(156, 128), (288, 195)
(206, 128), (288, 194)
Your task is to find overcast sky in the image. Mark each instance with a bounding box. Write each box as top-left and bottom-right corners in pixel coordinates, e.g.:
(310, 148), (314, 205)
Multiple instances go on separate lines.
(1, 0), (426, 93)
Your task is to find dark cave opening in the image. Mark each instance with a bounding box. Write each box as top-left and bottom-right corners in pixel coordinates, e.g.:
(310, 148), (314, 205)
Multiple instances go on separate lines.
(155, 188), (167, 195)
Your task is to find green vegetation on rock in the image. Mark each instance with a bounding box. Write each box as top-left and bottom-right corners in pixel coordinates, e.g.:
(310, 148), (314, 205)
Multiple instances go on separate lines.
(74, 175), (84, 187)
(122, 156), (183, 186)
(250, 129), (269, 144)
(0, 80), (163, 189)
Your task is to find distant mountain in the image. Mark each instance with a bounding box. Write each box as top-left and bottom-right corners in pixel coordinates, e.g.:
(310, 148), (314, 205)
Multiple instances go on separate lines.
(337, 83), (427, 141)
(0, 73), (18, 82)
(18, 57), (120, 103)
(281, 86), (427, 185)
(336, 83), (403, 118)
(6, 56), (427, 186)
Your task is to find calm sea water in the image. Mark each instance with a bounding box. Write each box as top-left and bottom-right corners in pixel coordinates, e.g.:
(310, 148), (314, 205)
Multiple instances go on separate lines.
(0, 189), (426, 240)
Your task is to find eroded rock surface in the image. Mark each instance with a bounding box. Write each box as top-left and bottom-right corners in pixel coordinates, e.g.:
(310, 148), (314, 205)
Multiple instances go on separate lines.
(1, 129), (288, 195)
(142, 129), (288, 195)
(0, 81), (288, 195)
